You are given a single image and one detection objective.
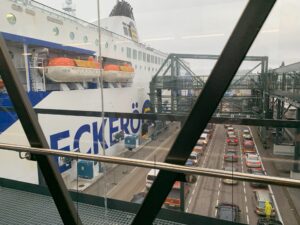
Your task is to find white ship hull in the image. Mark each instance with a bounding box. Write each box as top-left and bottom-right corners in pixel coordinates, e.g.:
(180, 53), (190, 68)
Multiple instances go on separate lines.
(0, 87), (150, 185)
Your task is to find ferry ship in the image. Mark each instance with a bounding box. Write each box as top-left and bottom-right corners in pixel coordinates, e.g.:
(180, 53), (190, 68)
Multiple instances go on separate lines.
(0, 0), (167, 186)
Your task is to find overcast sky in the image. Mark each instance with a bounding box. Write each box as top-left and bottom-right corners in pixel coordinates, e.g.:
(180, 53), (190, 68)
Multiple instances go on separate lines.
(36, 0), (300, 71)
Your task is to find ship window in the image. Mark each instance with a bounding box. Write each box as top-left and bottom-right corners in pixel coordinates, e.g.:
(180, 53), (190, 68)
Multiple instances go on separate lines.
(114, 45), (117, 51)
(133, 49), (137, 59)
(6, 13), (16, 25)
(95, 39), (99, 46)
(151, 55), (154, 63)
(105, 42), (109, 48)
(147, 54), (150, 63)
(83, 36), (88, 43)
(53, 27), (59, 36)
(138, 51), (142, 61)
(127, 47), (131, 58)
(143, 52), (146, 62)
(148, 67), (150, 71)
(69, 32), (75, 40)
(155, 56), (157, 64)
(135, 65), (137, 69)
(123, 26), (129, 36)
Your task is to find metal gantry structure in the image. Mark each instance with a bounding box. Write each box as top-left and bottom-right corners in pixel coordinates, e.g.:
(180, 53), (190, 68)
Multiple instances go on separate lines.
(149, 54), (268, 117)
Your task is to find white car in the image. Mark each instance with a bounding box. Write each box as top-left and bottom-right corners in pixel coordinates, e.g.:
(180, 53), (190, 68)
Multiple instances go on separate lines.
(245, 153), (261, 168)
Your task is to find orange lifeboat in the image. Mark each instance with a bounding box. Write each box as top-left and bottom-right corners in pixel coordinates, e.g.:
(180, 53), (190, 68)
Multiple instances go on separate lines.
(104, 64), (120, 71)
(42, 57), (102, 82)
(103, 63), (134, 83)
(0, 79), (4, 89)
(48, 57), (76, 67)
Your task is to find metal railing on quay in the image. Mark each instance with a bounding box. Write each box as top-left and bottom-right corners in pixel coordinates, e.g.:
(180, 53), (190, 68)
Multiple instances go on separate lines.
(1, 143), (300, 189)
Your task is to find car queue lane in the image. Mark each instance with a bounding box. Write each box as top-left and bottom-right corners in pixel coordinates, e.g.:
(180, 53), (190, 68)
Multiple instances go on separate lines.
(185, 125), (220, 213)
(187, 125), (229, 217)
(216, 127), (248, 224)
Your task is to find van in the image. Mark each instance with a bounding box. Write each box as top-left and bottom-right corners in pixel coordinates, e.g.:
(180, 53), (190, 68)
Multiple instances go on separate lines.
(146, 169), (159, 189)
(199, 133), (209, 145)
(253, 190), (276, 216)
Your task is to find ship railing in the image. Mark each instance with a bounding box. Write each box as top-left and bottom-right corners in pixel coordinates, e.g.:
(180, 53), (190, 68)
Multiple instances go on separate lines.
(9, 0), (167, 57)
(0, 142), (300, 189)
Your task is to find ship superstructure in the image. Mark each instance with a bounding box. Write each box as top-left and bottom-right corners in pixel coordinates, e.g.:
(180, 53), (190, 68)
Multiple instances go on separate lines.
(0, 0), (167, 187)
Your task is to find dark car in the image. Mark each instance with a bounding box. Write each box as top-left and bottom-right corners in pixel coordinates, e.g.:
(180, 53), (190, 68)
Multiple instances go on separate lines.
(216, 203), (241, 222)
(130, 192), (146, 204)
(257, 218), (283, 225)
(248, 168), (267, 188)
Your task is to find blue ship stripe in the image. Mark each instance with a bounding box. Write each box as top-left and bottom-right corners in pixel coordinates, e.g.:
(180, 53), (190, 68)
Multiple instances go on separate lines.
(0, 91), (50, 133)
(1, 32), (95, 55)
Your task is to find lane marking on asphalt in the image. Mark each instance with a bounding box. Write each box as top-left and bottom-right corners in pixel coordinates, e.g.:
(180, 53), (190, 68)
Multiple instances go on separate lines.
(186, 125), (218, 212)
(238, 127), (250, 225)
(249, 126), (284, 224)
(106, 132), (177, 197)
(213, 128), (227, 217)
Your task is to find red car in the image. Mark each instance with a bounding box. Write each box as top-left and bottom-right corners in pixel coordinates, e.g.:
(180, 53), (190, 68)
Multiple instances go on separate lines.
(226, 135), (238, 146)
(243, 140), (255, 153)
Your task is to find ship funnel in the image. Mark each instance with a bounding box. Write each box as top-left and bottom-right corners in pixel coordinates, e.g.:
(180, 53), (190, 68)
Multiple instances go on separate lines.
(62, 0), (76, 16)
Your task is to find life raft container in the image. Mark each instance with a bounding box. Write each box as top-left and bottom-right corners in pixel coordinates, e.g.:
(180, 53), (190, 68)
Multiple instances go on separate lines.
(103, 64), (134, 83)
(41, 57), (101, 82)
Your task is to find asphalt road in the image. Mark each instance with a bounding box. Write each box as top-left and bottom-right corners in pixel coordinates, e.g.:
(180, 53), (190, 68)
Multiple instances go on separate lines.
(83, 123), (296, 225)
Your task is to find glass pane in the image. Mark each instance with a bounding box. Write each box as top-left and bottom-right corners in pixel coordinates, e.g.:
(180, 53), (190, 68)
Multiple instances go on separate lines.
(0, 0), (299, 225)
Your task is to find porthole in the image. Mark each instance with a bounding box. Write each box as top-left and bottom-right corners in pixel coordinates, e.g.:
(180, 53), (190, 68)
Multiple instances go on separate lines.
(69, 32), (75, 40)
(53, 27), (59, 36)
(83, 36), (88, 43)
(6, 13), (16, 25)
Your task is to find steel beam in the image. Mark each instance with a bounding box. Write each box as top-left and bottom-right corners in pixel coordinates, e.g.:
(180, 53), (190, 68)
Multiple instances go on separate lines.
(0, 35), (82, 225)
(32, 108), (300, 128)
(294, 108), (300, 172)
(169, 53), (267, 62)
(132, 1), (276, 224)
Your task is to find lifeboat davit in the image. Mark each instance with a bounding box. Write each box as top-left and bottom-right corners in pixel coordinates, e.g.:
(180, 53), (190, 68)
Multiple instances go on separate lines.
(102, 63), (135, 83)
(0, 79), (4, 89)
(42, 57), (101, 82)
